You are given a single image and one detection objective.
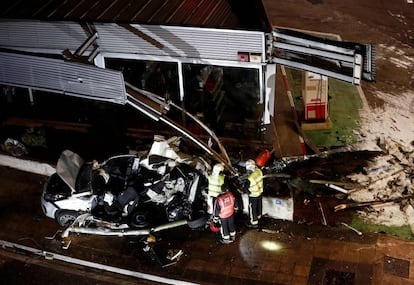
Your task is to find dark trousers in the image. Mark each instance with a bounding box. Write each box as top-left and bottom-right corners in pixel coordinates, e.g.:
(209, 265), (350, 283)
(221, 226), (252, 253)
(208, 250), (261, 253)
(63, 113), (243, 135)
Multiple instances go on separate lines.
(220, 215), (236, 240)
(248, 195), (262, 225)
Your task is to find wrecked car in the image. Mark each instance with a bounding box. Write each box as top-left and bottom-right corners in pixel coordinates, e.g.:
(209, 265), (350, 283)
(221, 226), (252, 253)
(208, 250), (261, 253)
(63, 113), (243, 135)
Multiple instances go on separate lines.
(41, 137), (210, 234)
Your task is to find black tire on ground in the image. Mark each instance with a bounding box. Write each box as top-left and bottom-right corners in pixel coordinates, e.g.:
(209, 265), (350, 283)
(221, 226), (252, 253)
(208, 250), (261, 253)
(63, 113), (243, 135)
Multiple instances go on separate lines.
(55, 210), (79, 227)
(129, 211), (151, 228)
(187, 213), (208, 229)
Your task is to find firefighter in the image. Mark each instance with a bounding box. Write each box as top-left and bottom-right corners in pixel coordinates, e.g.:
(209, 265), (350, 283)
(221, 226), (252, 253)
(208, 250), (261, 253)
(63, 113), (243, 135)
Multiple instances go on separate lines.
(213, 189), (238, 244)
(207, 163), (225, 213)
(243, 159), (263, 228)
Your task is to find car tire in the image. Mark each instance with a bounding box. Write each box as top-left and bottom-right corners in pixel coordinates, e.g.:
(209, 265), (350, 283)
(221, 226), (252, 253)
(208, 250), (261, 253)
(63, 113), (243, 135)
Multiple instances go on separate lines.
(129, 211), (151, 228)
(187, 212), (208, 229)
(55, 210), (79, 227)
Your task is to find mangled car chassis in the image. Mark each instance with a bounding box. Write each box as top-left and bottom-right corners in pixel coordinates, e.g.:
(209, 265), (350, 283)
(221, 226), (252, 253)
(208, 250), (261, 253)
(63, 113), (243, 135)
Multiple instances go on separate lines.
(42, 136), (213, 244)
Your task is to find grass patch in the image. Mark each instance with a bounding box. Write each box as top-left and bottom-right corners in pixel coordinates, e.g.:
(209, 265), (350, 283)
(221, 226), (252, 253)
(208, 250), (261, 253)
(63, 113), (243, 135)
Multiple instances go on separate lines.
(350, 215), (414, 240)
(286, 68), (363, 150)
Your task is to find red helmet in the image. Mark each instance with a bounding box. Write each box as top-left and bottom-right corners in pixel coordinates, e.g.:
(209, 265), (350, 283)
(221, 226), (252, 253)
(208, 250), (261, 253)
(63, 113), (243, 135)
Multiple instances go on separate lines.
(209, 222), (220, 233)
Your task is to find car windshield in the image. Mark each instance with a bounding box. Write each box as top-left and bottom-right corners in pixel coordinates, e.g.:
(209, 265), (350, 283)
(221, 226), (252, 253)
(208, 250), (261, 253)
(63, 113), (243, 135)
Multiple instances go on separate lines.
(102, 155), (139, 180)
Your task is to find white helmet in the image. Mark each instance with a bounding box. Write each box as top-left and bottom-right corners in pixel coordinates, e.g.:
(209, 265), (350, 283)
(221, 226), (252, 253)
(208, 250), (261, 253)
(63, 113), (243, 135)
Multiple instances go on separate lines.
(245, 159), (256, 172)
(212, 163), (224, 176)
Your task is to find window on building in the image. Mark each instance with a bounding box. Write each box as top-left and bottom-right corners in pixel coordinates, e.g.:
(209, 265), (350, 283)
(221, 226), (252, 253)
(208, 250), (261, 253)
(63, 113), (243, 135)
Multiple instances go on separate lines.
(183, 64), (261, 137)
(105, 58), (180, 104)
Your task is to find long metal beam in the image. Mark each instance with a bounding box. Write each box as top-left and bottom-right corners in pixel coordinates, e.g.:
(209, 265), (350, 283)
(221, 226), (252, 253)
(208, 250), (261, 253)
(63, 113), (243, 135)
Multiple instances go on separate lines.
(270, 28), (375, 84)
(273, 42), (356, 63)
(126, 83), (232, 166)
(126, 85), (235, 174)
(0, 239), (199, 285)
(274, 58), (357, 84)
(272, 29), (356, 55)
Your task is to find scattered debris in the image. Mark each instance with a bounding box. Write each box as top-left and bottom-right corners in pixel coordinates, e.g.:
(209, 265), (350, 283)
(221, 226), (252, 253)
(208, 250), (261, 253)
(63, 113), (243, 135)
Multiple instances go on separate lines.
(310, 180), (350, 194)
(334, 195), (414, 212)
(166, 249), (184, 261)
(1, 138), (27, 156)
(21, 127), (47, 148)
(339, 138), (414, 227)
(141, 235), (182, 267)
(261, 228), (279, 234)
(341, 222), (363, 236)
(318, 201), (327, 226)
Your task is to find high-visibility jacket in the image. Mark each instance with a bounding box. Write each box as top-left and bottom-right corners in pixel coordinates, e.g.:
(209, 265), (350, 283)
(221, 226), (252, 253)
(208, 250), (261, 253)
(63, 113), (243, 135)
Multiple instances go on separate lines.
(208, 174), (225, 197)
(247, 169), (263, 197)
(215, 192), (235, 219)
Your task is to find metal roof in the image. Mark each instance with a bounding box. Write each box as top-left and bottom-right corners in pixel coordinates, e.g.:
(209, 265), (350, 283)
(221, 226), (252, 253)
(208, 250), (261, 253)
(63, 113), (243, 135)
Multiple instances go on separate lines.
(0, 0), (271, 32)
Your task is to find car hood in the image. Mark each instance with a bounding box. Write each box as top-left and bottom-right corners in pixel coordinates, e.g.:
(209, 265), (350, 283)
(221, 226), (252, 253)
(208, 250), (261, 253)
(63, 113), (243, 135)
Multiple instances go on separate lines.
(56, 150), (84, 192)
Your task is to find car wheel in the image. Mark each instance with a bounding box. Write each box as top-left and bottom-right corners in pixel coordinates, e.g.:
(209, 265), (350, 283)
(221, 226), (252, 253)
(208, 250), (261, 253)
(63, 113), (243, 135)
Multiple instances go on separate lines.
(129, 211), (150, 228)
(55, 210), (79, 227)
(187, 212), (208, 229)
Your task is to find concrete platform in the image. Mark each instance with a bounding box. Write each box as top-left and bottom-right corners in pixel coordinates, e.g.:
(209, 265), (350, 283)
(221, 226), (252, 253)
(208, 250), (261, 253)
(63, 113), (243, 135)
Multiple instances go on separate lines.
(301, 119), (333, 131)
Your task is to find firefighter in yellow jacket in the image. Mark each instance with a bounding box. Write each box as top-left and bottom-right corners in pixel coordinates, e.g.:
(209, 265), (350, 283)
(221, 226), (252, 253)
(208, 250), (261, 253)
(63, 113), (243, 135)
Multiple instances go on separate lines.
(243, 159), (263, 228)
(213, 189), (238, 244)
(207, 163), (225, 213)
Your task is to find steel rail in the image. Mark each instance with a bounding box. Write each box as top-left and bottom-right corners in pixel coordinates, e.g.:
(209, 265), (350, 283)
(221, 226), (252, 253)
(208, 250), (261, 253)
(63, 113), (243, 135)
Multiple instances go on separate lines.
(0, 239), (199, 285)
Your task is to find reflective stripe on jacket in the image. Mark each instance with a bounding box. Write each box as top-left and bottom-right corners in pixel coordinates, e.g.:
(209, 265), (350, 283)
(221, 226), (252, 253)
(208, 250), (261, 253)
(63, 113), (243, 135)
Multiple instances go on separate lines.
(208, 174), (224, 197)
(217, 192), (235, 219)
(248, 169), (263, 197)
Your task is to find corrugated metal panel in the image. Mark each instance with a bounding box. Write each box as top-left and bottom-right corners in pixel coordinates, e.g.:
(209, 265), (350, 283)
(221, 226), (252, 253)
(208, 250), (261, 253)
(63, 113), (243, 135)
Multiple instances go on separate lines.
(96, 23), (265, 61)
(0, 52), (126, 104)
(0, 20), (265, 62)
(0, 20), (89, 53)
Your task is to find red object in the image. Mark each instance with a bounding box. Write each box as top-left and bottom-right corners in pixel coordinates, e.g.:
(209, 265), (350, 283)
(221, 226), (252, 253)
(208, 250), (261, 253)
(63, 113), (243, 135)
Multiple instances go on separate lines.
(255, 149), (272, 167)
(305, 103), (327, 121)
(210, 222), (220, 233)
(237, 52), (249, 62)
(217, 192), (235, 218)
(299, 136), (307, 156)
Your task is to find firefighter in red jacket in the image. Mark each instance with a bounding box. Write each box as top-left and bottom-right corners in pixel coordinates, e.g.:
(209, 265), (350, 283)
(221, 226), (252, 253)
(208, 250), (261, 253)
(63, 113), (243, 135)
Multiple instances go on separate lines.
(213, 190), (238, 244)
